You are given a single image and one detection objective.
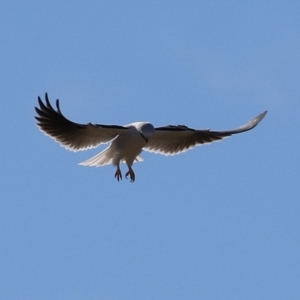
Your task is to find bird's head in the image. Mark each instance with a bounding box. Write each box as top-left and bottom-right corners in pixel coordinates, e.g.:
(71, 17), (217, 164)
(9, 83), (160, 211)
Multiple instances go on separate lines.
(126, 122), (155, 142)
(138, 122), (155, 142)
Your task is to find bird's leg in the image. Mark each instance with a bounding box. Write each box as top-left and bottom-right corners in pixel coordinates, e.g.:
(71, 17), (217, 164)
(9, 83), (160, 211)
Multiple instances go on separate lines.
(125, 167), (135, 182)
(114, 166), (122, 181)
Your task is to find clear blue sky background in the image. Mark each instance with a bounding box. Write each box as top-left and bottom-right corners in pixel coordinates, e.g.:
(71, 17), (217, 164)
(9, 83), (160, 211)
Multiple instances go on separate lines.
(1, 1), (299, 299)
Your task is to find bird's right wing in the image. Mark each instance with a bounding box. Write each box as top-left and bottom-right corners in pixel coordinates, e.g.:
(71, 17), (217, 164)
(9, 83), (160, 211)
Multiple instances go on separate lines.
(144, 111), (267, 156)
(34, 93), (128, 151)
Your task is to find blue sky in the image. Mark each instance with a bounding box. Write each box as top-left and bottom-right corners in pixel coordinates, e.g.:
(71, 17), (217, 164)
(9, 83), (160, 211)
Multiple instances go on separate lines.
(1, 1), (300, 299)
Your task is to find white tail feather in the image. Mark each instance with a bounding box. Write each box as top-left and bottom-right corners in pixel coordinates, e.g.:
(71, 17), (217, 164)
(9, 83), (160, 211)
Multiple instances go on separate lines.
(79, 148), (114, 167)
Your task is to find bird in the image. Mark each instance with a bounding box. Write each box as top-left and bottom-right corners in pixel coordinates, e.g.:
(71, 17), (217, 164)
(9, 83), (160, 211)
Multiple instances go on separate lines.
(34, 93), (267, 182)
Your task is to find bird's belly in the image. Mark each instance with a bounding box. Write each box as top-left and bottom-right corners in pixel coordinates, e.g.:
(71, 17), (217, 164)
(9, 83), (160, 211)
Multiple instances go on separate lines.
(111, 131), (146, 164)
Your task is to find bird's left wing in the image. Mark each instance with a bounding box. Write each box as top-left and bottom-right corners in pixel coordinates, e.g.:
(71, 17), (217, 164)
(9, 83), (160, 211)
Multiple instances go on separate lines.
(143, 111), (267, 156)
(35, 93), (128, 151)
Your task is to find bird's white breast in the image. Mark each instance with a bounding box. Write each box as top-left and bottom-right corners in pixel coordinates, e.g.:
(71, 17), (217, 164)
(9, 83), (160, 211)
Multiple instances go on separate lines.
(111, 126), (148, 165)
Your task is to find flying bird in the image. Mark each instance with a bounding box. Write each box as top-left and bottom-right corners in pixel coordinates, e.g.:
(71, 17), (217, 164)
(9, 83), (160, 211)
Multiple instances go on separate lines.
(35, 93), (267, 182)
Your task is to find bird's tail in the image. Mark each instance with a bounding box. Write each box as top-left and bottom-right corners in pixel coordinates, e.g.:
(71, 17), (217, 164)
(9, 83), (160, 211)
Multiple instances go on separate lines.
(78, 147), (143, 167)
(79, 147), (114, 167)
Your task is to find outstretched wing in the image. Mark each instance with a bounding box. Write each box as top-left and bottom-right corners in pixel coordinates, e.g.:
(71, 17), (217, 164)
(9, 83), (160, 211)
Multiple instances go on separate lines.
(144, 111), (267, 155)
(34, 93), (128, 151)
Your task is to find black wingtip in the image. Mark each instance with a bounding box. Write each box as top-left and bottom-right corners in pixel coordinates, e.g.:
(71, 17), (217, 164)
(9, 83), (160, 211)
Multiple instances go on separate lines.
(56, 99), (62, 114)
(36, 94), (48, 111)
(260, 110), (267, 118)
(44, 92), (52, 108)
(233, 110), (268, 133)
(254, 110), (268, 125)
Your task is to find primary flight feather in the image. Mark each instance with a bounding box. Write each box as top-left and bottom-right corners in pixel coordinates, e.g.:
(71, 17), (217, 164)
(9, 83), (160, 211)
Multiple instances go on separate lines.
(35, 93), (267, 182)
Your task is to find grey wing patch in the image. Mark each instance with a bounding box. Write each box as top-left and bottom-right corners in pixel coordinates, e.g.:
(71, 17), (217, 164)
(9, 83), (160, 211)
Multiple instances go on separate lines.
(34, 93), (128, 151)
(208, 110), (267, 135)
(144, 111), (267, 155)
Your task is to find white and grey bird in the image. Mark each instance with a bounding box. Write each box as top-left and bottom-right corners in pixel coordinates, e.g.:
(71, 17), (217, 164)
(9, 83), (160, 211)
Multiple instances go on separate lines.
(35, 93), (267, 182)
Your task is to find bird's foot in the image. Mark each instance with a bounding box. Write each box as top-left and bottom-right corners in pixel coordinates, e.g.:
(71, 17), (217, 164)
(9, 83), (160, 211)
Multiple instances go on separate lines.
(114, 168), (122, 181)
(125, 168), (135, 182)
